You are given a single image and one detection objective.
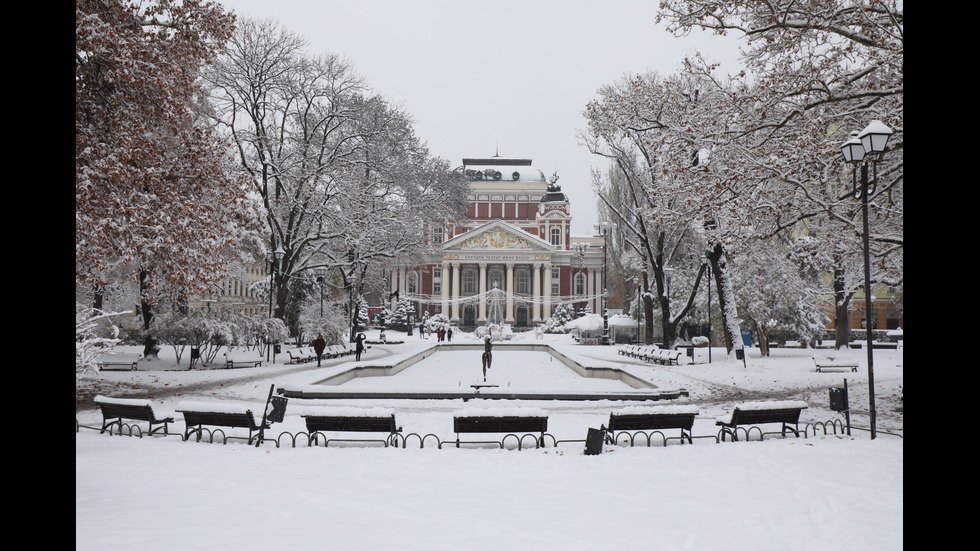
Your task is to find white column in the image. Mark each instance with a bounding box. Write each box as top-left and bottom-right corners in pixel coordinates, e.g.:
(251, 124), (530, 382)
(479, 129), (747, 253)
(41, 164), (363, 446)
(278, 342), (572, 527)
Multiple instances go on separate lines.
(543, 261), (552, 320)
(505, 262), (515, 323)
(587, 268), (595, 314)
(441, 261), (449, 316)
(451, 262), (460, 322)
(478, 262), (487, 322)
(532, 262), (541, 322)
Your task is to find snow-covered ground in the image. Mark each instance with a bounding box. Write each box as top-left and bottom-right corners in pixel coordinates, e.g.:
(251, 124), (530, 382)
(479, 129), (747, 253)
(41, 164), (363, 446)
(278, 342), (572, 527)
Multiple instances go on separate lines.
(76, 330), (903, 550)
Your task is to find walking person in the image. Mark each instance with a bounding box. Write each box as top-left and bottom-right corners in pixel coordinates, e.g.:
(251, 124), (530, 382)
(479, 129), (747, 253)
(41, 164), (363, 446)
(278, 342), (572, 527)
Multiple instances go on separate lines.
(313, 334), (326, 367)
(447, 327), (453, 342)
(354, 332), (366, 361)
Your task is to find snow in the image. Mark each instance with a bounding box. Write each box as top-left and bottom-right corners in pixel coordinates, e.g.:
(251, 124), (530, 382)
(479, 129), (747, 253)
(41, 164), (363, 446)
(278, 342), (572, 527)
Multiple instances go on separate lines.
(76, 329), (903, 550)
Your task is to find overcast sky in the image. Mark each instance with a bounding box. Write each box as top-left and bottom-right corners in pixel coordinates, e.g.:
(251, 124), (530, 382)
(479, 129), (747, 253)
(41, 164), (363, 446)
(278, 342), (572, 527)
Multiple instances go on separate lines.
(216, 0), (745, 235)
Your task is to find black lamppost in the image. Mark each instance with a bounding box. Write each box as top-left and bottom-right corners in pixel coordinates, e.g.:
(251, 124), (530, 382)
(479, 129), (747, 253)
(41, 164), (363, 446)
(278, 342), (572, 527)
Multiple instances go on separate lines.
(701, 254), (712, 364)
(266, 245), (285, 318)
(265, 245), (285, 362)
(594, 222), (616, 345)
(840, 120), (893, 440)
(315, 266), (327, 317)
(633, 276), (642, 345)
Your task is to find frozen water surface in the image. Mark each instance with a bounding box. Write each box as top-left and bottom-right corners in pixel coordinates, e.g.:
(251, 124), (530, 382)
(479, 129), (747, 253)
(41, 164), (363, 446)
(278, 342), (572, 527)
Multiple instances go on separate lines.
(339, 349), (634, 391)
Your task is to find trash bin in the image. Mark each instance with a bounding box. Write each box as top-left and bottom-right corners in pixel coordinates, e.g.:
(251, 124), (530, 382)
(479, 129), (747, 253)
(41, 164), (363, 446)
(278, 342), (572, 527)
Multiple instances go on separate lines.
(267, 396), (288, 423)
(584, 427), (604, 455)
(829, 387), (848, 412)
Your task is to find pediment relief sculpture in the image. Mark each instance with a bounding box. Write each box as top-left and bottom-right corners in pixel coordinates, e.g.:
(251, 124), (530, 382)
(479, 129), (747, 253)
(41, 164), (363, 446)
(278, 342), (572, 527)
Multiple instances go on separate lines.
(460, 229), (531, 249)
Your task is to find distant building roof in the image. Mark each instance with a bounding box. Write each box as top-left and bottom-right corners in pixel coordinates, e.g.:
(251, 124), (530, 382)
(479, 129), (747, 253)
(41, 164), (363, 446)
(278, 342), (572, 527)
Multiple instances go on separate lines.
(458, 157), (546, 183)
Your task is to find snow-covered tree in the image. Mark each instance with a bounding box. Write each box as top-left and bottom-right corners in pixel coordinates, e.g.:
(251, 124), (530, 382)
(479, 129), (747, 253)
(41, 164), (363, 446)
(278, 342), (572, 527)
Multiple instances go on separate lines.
(76, 0), (265, 358)
(388, 298), (416, 331)
(76, 303), (124, 375)
(543, 304), (574, 333)
(204, 18), (468, 338)
(731, 240), (828, 356)
(583, 72), (723, 349)
(658, 0), (904, 347)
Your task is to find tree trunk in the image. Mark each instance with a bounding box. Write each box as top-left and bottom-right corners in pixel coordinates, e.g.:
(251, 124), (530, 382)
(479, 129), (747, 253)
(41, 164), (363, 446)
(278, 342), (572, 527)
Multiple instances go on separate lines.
(755, 322), (770, 357)
(708, 243), (743, 359)
(139, 270), (160, 359)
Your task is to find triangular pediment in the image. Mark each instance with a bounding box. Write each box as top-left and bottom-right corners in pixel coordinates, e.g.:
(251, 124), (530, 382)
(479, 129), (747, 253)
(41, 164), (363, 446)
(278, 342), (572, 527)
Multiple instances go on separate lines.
(442, 220), (553, 252)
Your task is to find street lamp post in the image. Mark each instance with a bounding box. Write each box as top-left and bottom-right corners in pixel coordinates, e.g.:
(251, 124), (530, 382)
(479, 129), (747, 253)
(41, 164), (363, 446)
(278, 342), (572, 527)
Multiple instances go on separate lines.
(594, 222), (616, 345)
(265, 245), (285, 361)
(839, 120), (893, 440)
(315, 266), (327, 317)
(633, 276), (642, 345)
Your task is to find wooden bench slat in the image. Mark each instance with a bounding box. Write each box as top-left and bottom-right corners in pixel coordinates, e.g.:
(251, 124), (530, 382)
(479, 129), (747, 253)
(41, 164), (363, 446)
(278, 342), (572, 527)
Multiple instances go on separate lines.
(177, 408), (268, 444)
(95, 397), (173, 436)
(716, 403), (807, 441)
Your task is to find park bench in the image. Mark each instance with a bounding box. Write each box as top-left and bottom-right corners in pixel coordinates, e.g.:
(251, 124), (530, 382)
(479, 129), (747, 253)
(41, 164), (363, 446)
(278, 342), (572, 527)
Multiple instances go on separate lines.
(177, 402), (270, 445)
(633, 346), (659, 362)
(325, 344), (351, 358)
(812, 354), (859, 372)
(716, 401), (808, 442)
(94, 395), (175, 437)
(287, 348), (315, 364)
(223, 350), (263, 368)
(303, 408), (402, 447)
(97, 352), (142, 371)
(619, 345), (639, 357)
(603, 406), (704, 446)
(448, 409), (550, 450)
(658, 349), (682, 365)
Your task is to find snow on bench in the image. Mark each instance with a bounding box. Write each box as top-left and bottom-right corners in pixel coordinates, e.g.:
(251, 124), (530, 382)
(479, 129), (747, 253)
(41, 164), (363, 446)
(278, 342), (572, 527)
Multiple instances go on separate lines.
(94, 395), (174, 437)
(604, 405), (702, 446)
(716, 400), (809, 441)
(302, 407), (401, 447)
(176, 401), (269, 445)
(812, 354), (859, 372)
(451, 407), (550, 450)
(223, 350), (263, 368)
(97, 352), (142, 371)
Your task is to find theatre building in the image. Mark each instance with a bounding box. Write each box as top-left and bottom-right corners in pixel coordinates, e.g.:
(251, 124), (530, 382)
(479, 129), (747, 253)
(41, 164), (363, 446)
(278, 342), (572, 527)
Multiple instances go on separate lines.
(385, 156), (607, 330)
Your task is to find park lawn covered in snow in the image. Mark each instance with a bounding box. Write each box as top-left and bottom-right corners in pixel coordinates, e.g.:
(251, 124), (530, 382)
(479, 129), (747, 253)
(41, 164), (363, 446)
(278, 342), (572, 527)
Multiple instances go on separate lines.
(76, 330), (903, 550)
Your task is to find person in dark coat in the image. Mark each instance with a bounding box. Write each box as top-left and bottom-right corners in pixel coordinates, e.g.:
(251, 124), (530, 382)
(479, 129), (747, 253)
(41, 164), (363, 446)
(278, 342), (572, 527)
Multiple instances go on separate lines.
(355, 332), (366, 361)
(313, 334), (326, 366)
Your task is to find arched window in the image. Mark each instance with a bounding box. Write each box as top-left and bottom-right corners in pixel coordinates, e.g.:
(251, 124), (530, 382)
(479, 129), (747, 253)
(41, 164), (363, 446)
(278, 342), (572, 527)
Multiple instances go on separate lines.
(575, 273), (586, 296)
(407, 272), (418, 294)
(488, 267), (504, 289)
(515, 268), (530, 294)
(550, 227), (561, 246)
(462, 267), (477, 294)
